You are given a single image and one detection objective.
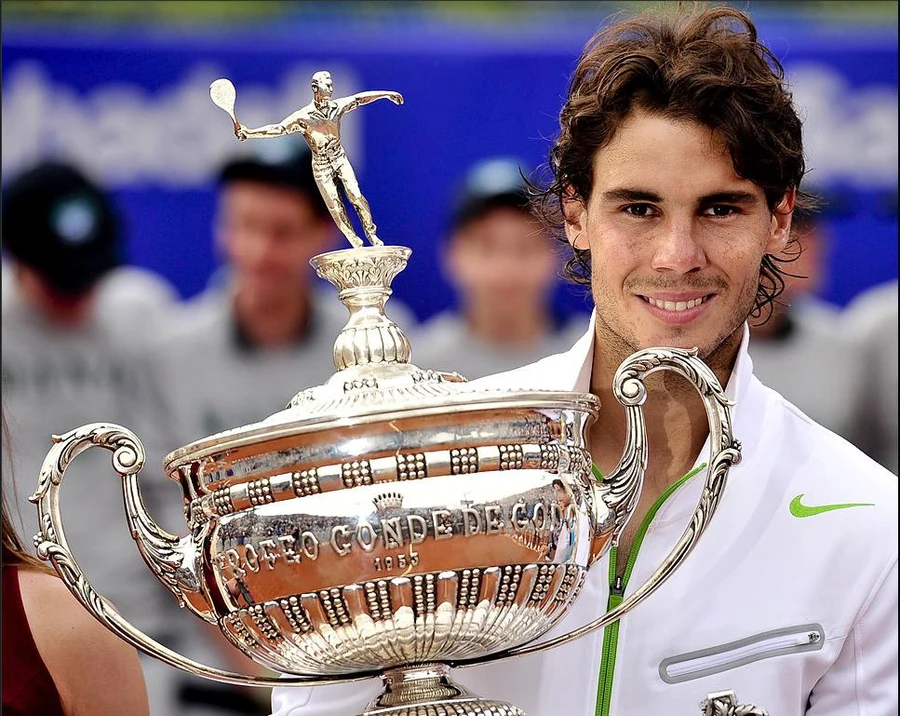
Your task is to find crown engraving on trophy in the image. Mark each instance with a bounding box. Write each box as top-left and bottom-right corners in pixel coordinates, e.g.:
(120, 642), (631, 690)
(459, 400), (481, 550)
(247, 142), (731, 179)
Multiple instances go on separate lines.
(373, 491), (404, 512)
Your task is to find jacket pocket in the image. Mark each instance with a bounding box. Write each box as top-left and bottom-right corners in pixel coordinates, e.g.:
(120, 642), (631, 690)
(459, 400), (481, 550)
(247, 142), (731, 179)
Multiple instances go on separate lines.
(659, 623), (825, 684)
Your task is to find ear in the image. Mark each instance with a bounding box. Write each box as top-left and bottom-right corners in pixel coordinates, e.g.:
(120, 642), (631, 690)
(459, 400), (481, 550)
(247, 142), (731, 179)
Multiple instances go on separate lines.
(439, 233), (458, 273)
(439, 233), (470, 289)
(563, 192), (588, 251)
(766, 190), (796, 254)
(212, 206), (231, 260)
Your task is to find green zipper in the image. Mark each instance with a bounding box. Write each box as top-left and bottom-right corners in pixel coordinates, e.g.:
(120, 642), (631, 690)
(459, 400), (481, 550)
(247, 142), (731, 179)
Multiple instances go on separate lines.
(593, 461), (707, 716)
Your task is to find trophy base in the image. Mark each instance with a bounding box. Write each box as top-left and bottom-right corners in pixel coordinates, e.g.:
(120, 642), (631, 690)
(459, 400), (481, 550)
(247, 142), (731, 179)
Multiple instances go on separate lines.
(362, 663), (525, 716)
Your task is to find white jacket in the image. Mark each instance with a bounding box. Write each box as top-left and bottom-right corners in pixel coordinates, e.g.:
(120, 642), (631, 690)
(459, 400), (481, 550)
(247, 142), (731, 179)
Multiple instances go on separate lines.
(272, 320), (898, 715)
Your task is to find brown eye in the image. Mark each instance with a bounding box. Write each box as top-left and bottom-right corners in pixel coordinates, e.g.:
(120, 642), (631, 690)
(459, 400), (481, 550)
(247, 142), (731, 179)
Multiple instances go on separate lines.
(703, 205), (738, 217)
(624, 204), (654, 217)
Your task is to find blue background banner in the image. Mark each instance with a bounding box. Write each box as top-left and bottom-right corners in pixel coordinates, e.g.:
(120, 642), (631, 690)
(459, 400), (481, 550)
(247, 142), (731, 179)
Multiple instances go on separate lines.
(3, 10), (897, 319)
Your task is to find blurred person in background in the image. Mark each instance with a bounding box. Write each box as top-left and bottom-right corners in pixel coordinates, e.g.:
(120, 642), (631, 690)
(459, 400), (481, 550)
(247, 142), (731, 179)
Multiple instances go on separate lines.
(1, 160), (178, 715)
(3, 414), (150, 716)
(746, 199), (869, 444)
(844, 279), (899, 475)
(410, 157), (588, 379)
(137, 138), (415, 715)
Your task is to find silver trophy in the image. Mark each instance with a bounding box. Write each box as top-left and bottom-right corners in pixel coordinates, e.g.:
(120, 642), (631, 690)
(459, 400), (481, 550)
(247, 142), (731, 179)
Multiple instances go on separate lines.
(30, 74), (742, 716)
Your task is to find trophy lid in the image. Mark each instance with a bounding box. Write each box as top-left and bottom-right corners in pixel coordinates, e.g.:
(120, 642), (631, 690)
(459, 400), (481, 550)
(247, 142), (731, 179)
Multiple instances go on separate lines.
(164, 245), (599, 472)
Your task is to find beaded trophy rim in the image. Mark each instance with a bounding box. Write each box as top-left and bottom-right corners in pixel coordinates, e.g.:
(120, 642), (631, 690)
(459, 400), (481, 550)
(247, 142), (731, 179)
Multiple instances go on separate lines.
(163, 389), (600, 471)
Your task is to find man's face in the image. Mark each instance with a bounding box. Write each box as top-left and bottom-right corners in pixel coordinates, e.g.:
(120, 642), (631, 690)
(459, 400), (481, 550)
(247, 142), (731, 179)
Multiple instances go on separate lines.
(311, 74), (333, 100)
(445, 207), (558, 316)
(564, 110), (791, 366)
(216, 182), (333, 302)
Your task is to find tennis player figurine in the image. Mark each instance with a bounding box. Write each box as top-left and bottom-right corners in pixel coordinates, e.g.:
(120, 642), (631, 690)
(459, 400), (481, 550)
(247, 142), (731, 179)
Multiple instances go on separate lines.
(210, 72), (403, 248)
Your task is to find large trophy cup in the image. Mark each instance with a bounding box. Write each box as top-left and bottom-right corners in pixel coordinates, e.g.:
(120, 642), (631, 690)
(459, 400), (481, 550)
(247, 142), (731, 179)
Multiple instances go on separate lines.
(30, 74), (743, 716)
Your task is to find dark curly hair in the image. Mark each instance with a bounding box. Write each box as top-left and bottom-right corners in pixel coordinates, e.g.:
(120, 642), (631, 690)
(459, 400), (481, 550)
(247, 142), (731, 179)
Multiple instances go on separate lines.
(531, 4), (817, 323)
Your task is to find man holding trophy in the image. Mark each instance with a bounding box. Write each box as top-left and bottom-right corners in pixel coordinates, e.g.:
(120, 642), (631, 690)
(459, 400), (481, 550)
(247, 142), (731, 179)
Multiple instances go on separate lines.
(28, 3), (896, 716)
(268, 4), (897, 715)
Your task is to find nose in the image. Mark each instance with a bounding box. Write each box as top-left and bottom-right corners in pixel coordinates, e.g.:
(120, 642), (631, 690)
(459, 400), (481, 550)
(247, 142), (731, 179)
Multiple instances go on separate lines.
(650, 218), (707, 274)
(238, 230), (280, 268)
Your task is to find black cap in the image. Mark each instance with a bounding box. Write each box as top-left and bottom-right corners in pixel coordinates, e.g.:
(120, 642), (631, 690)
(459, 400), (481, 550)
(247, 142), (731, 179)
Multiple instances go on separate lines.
(218, 138), (329, 220)
(2, 161), (122, 295)
(450, 157), (532, 232)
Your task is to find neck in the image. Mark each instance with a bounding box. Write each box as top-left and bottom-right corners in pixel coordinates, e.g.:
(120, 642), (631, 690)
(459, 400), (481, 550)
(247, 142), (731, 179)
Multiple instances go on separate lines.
(15, 268), (94, 328)
(588, 326), (741, 498)
(464, 301), (551, 347)
(232, 285), (311, 348)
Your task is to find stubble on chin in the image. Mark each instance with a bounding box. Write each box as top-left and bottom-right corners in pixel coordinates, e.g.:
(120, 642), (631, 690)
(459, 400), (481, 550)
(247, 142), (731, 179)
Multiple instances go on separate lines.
(591, 295), (747, 381)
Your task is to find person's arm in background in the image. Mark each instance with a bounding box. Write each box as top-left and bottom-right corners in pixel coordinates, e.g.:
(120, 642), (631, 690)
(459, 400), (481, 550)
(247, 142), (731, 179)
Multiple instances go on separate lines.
(843, 282), (899, 476)
(271, 678), (382, 716)
(20, 568), (150, 716)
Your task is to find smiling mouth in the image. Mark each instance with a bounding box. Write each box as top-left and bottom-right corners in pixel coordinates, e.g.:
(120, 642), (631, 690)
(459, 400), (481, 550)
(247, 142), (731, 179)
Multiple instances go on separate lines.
(643, 295), (710, 312)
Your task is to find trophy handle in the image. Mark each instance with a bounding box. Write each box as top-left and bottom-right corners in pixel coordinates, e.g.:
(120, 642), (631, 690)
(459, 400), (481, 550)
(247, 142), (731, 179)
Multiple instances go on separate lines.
(599, 346), (740, 551)
(29, 422), (380, 688)
(456, 346), (741, 665)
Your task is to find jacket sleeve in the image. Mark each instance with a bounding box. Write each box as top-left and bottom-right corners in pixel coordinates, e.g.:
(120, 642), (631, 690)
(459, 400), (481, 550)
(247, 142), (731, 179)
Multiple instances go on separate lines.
(807, 557), (898, 715)
(271, 678), (382, 716)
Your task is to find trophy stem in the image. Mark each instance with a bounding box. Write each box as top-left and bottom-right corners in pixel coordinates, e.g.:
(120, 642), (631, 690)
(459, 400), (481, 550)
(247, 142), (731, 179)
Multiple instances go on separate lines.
(310, 246), (413, 371)
(362, 663), (525, 716)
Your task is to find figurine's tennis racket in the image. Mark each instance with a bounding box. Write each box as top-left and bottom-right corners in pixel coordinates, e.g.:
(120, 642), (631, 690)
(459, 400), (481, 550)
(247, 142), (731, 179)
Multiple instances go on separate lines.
(209, 78), (240, 132)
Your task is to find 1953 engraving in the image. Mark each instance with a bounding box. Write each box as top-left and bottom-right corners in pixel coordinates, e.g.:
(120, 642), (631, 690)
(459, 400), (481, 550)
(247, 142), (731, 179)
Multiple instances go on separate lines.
(373, 552), (419, 572)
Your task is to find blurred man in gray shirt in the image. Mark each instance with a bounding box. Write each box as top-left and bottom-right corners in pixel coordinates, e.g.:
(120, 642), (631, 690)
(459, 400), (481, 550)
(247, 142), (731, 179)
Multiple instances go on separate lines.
(844, 280), (898, 475)
(1, 160), (179, 708)
(411, 157), (587, 380)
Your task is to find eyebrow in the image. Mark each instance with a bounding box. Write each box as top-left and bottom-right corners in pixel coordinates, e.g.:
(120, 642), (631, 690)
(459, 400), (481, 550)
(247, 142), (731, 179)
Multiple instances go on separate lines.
(699, 191), (760, 206)
(601, 188), (662, 203)
(600, 188), (760, 206)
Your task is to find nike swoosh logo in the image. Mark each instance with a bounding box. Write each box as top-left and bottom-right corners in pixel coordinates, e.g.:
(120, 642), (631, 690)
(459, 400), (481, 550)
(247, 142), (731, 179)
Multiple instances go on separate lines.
(790, 494), (874, 518)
